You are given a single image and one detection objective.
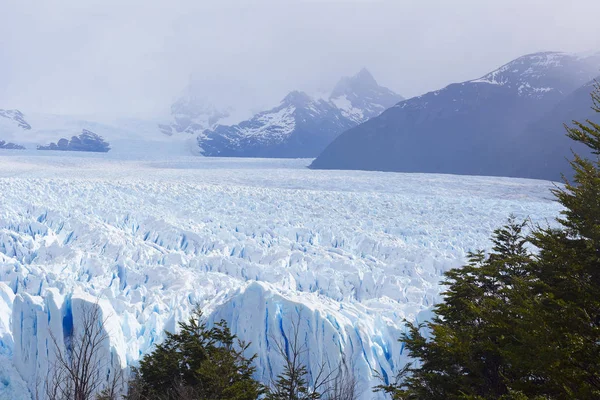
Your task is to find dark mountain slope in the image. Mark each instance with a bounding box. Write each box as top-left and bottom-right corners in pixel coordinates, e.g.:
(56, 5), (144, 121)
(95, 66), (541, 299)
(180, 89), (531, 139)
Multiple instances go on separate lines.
(513, 78), (600, 181)
(311, 52), (600, 179)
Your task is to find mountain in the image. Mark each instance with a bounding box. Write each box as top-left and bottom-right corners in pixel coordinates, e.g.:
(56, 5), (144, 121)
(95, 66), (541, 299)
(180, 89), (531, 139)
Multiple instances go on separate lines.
(0, 141), (25, 150)
(37, 129), (111, 152)
(0, 110), (195, 157)
(0, 109), (32, 149)
(330, 68), (404, 123)
(158, 79), (256, 137)
(0, 109), (31, 131)
(158, 93), (232, 136)
(310, 52), (600, 180)
(512, 77), (600, 180)
(197, 91), (355, 158)
(198, 69), (404, 158)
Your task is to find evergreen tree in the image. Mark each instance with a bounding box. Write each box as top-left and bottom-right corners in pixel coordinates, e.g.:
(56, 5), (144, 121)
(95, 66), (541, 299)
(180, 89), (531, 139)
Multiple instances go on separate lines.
(377, 219), (536, 400)
(379, 83), (600, 400)
(266, 360), (318, 400)
(526, 81), (600, 398)
(128, 308), (264, 400)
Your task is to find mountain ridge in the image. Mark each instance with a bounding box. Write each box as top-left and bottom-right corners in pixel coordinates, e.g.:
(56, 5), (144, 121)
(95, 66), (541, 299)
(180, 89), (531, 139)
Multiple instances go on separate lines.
(198, 69), (404, 158)
(311, 51), (600, 180)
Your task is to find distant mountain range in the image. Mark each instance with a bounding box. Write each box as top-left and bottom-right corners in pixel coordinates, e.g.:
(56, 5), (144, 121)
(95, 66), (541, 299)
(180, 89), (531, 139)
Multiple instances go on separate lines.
(0, 112), (110, 152)
(311, 52), (600, 181)
(3, 53), (599, 181)
(0, 111), (190, 157)
(197, 69), (404, 158)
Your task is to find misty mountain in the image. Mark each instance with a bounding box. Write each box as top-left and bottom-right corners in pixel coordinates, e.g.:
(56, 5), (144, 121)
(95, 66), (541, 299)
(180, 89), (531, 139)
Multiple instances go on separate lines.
(310, 52), (600, 180)
(38, 129), (111, 152)
(0, 140), (25, 150)
(0, 109), (32, 130)
(0, 109), (31, 149)
(329, 68), (405, 123)
(158, 79), (260, 137)
(0, 109), (197, 157)
(197, 69), (404, 158)
(159, 94), (232, 136)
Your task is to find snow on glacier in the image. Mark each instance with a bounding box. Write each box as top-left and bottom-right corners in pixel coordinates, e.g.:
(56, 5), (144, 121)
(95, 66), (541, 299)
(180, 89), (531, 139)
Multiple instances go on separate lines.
(0, 154), (562, 399)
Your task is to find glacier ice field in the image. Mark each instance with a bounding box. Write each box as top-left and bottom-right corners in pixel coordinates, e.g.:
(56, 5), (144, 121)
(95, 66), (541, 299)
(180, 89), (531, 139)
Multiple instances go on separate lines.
(0, 153), (563, 399)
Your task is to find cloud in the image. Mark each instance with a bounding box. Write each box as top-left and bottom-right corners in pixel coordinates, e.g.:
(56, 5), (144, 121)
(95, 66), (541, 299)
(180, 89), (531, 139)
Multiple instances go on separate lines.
(1, 0), (599, 117)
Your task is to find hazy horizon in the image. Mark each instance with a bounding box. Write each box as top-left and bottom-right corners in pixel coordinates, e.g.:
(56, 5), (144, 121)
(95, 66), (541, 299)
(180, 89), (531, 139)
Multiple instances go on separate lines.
(1, 0), (600, 118)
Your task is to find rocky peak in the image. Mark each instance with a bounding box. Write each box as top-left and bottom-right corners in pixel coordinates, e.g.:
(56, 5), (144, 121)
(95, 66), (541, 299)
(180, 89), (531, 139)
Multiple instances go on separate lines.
(470, 51), (600, 97)
(281, 91), (313, 107)
(330, 68), (380, 99)
(0, 109), (32, 130)
(329, 68), (404, 122)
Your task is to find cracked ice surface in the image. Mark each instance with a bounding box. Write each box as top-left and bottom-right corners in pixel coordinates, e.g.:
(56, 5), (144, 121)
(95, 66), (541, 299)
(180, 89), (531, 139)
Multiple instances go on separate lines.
(0, 154), (562, 399)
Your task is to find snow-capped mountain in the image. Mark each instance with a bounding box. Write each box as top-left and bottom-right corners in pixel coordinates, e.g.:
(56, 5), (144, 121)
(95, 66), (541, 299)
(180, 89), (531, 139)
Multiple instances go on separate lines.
(470, 52), (600, 97)
(158, 78), (257, 137)
(158, 93), (233, 136)
(198, 69), (403, 158)
(311, 51), (600, 180)
(330, 68), (403, 124)
(198, 91), (355, 158)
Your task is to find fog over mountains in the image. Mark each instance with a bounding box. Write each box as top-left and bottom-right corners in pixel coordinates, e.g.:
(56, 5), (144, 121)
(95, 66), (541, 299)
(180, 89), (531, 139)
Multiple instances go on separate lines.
(0, 68), (402, 159)
(2, 51), (600, 181)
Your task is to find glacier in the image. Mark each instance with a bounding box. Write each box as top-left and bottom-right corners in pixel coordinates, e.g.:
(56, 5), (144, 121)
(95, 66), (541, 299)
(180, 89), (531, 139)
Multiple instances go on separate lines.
(0, 153), (562, 399)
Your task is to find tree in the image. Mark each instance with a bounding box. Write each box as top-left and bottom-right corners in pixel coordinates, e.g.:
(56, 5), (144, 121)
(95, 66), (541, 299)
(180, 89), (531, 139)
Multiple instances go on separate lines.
(266, 312), (329, 400)
(376, 219), (536, 400)
(323, 362), (360, 400)
(46, 301), (123, 400)
(128, 308), (263, 400)
(378, 82), (600, 399)
(266, 311), (359, 400)
(525, 81), (600, 398)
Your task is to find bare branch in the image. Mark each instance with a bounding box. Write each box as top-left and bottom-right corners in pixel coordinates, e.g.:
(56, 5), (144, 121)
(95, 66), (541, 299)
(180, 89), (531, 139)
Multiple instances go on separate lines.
(46, 299), (123, 400)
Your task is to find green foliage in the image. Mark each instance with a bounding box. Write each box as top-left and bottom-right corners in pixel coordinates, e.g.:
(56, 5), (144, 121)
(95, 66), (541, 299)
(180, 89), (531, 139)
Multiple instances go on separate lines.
(266, 362), (319, 400)
(128, 308), (264, 400)
(377, 219), (537, 400)
(378, 82), (600, 399)
(526, 80), (600, 398)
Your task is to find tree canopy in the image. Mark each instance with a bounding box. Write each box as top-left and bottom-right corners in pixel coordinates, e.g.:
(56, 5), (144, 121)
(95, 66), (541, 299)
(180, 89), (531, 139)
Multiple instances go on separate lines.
(128, 309), (264, 400)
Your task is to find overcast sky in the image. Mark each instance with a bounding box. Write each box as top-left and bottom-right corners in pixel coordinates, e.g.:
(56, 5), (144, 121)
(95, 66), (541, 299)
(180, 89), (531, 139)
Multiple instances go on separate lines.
(1, 0), (600, 118)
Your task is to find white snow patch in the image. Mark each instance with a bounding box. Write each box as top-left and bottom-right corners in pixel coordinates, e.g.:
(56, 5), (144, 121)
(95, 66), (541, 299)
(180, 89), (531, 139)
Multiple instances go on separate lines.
(331, 95), (365, 122)
(230, 105), (297, 142)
